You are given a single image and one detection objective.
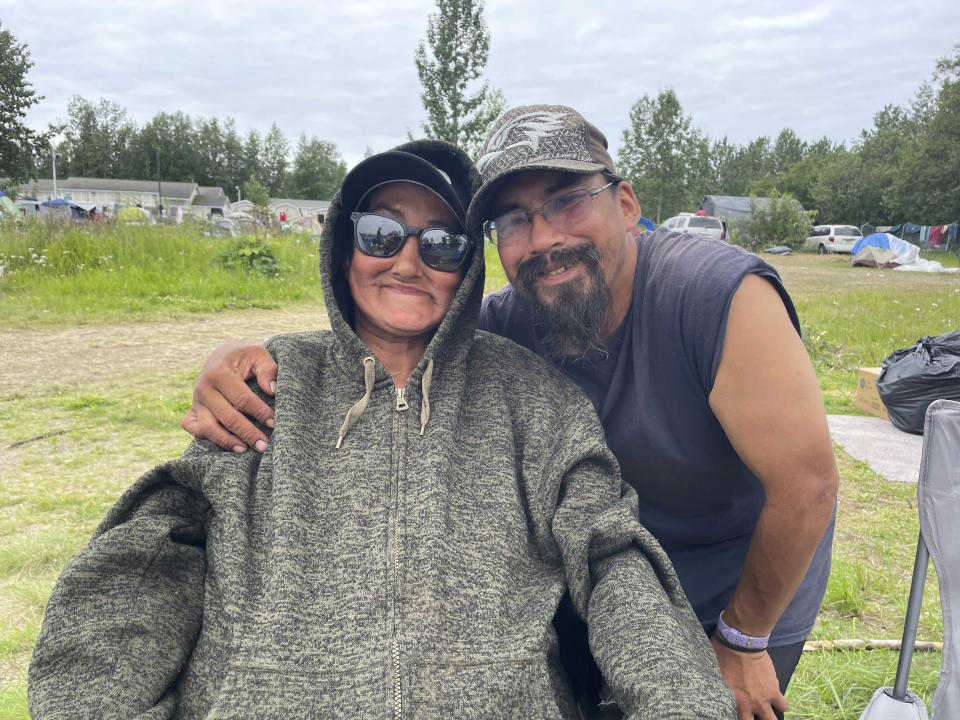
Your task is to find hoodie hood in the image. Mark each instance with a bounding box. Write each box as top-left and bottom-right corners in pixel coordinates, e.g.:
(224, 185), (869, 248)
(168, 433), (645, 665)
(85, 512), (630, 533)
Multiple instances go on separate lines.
(318, 139), (483, 397)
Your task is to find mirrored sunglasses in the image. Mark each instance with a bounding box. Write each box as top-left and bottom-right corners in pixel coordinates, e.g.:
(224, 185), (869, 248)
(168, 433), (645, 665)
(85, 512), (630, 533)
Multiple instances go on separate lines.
(351, 212), (472, 273)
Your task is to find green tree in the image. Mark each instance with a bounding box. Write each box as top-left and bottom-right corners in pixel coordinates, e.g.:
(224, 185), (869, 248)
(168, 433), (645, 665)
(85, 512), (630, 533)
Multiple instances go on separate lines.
(809, 148), (882, 225)
(771, 128), (807, 175)
(707, 135), (738, 194)
(242, 129), (263, 190)
(771, 137), (836, 214)
(194, 116), (227, 188)
(59, 96), (139, 178)
(738, 192), (816, 252)
(735, 137), (775, 197)
(260, 124), (290, 197)
(0, 21), (53, 188)
(137, 111), (199, 182)
(242, 175), (270, 207)
(887, 45), (960, 222)
(414, 0), (505, 153)
(618, 88), (710, 222)
(287, 135), (347, 200)
(221, 118), (246, 201)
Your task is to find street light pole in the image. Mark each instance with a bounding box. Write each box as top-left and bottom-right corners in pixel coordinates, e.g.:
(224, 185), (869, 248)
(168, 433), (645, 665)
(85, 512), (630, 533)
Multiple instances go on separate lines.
(51, 145), (58, 200)
(156, 147), (163, 218)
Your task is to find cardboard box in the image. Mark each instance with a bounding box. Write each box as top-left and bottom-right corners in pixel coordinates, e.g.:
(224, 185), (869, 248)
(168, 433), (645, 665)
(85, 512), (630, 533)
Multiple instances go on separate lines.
(854, 367), (889, 420)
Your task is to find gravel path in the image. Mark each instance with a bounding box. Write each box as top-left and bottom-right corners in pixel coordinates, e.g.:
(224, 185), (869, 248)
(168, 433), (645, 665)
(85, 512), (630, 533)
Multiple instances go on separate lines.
(3, 305), (329, 397)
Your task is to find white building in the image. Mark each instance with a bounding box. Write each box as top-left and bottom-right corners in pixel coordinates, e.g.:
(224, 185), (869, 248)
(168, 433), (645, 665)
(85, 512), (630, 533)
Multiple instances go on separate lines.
(13, 177), (231, 218)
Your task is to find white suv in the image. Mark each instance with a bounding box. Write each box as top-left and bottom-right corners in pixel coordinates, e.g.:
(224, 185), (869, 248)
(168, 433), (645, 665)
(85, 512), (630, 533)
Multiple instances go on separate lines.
(804, 224), (862, 254)
(662, 213), (728, 243)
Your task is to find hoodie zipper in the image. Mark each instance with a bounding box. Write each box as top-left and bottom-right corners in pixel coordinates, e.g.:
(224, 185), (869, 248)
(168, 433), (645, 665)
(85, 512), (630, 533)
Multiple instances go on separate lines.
(392, 388), (409, 719)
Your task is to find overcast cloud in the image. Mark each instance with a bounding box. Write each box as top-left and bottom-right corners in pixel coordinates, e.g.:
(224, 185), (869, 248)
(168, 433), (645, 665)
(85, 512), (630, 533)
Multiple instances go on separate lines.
(3, 0), (956, 168)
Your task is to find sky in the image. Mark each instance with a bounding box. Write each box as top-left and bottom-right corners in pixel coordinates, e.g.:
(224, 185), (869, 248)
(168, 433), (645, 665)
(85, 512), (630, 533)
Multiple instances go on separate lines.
(3, 0), (958, 169)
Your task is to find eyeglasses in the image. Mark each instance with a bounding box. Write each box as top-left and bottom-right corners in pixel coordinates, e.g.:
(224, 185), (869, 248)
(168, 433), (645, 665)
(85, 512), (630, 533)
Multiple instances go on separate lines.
(482, 182), (616, 247)
(350, 212), (472, 272)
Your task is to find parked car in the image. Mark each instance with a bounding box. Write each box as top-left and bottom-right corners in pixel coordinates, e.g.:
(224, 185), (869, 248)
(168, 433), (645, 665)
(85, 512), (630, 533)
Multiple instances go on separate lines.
(804, 224), (862, 254)
(661, 213), (728, 243)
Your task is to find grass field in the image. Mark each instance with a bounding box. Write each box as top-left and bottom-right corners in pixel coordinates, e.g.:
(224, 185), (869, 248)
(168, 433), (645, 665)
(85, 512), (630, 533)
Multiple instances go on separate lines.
(1, 223), (958, 718)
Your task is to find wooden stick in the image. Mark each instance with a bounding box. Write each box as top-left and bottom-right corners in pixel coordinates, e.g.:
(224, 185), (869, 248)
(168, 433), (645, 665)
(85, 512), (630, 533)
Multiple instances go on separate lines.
(8, 429), (68, 448)
(804, 639), (943, 652)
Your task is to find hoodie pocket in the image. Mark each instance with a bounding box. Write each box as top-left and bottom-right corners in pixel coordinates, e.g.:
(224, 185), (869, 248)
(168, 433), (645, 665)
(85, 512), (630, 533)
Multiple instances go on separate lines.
(202, 661), (390, 719)
(404, 654), (578, 720)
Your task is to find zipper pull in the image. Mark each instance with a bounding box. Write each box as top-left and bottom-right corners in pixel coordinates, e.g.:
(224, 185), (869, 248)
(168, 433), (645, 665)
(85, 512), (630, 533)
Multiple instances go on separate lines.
(396, 387), (409, 411)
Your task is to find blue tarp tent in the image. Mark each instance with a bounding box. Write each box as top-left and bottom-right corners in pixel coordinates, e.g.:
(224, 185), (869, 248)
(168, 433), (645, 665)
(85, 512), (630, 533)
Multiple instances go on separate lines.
(40, 198), (87, 219)
(851, 233), (920, 268)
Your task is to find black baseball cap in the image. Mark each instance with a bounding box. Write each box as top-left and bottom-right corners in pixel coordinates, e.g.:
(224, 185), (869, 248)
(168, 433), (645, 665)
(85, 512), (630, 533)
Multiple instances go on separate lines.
(340, 150), (469, 227)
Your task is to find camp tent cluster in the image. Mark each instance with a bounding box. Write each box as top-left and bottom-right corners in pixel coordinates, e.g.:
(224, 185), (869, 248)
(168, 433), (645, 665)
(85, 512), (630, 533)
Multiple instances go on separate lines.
(851, 233), (958, 273)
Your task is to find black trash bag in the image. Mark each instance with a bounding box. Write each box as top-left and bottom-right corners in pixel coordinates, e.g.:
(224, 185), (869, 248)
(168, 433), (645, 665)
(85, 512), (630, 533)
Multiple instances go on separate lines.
(876, 329), (960, 434)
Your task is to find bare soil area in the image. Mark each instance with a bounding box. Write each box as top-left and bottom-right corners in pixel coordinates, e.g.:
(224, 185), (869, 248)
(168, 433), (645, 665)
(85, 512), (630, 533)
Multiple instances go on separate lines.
(4, 254), (958, 397)
(3, 303), (329, 397)
(766, 252), (960, 294)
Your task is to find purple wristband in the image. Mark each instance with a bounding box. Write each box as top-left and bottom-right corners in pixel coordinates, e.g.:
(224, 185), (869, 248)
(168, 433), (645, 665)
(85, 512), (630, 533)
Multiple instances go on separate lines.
(716, 611), (770, 651)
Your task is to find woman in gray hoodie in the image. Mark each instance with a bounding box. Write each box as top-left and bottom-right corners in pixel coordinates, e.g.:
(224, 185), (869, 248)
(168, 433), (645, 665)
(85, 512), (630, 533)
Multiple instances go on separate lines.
(29, 140), (736, 720)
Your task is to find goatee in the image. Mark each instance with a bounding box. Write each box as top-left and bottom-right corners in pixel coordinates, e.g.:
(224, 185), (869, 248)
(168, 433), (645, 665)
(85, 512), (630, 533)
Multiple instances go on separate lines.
(514, 244), (614, 361)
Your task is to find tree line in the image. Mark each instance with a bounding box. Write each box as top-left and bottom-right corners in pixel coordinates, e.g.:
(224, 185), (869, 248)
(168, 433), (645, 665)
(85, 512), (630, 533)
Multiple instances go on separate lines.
(47, 96), (348, 203)
(3, 12), (958, 224)
(618, 45), (960, 226)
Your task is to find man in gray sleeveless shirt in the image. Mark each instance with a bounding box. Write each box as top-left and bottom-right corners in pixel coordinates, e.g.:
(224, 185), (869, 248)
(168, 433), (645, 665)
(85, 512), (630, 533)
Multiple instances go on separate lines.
(183, 105), (839, 720)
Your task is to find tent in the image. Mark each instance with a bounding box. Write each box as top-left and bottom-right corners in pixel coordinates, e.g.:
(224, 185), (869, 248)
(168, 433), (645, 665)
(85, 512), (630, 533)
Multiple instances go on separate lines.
(0, 190), (20, 221)
(851, 234), (958, 273)
(117, 206), (149, 223)
(851, 233), (921, 268)
(40, 198), (88, 219)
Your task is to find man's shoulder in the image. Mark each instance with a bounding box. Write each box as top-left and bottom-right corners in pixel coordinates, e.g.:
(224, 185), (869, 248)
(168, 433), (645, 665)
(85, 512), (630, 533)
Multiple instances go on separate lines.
(636, 229), (782, 304)
(480, 284), (537, 349)
(639, 228), (765, 278)
(481, 283), (525, 315)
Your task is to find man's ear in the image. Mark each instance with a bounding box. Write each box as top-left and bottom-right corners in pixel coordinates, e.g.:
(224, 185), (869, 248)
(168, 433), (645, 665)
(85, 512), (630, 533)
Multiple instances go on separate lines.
(616, 181), (642, 229)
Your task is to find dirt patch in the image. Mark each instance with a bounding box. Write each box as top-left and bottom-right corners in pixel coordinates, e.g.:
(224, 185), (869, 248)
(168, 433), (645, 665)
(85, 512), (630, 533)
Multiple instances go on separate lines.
(764, 253), (960, 295)
(4, 303), (329, 397)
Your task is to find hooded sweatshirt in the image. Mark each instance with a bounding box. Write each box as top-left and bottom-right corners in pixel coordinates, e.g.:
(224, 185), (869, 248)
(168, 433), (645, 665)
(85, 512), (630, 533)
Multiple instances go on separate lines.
(29, 140), (736, 720)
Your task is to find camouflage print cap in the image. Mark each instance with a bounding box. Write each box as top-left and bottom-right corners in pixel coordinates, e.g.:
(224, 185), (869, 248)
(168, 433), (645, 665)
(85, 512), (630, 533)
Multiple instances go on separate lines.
(466, 104), (616, 236)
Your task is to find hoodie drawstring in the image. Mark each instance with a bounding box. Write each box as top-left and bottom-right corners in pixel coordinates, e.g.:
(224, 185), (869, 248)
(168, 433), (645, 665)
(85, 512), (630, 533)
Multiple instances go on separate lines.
(336, 356), (376, 449)
(336, 355), (435, 448)
(420, 358), (433, 436)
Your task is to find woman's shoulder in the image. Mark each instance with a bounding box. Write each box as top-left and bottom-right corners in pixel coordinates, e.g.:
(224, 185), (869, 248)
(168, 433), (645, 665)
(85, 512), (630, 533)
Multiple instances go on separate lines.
(265, 330), (335, 356)
(470, 331), (586, 401)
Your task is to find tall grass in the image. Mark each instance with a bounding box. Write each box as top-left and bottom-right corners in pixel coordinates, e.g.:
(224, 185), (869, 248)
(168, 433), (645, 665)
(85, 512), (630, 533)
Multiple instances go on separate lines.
(0, 221), (324, 328)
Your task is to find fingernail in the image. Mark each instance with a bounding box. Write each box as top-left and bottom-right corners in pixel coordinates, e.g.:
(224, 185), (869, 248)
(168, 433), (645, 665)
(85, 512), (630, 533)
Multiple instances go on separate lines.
(265, 417), (275, 428)
(269, 381), (277, 394)
(255, 439), (268, 452)
(232, 445), (246, 454)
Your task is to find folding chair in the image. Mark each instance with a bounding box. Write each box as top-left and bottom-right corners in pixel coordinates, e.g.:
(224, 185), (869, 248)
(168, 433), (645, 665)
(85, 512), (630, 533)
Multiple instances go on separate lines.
(859, 399), (960, 720)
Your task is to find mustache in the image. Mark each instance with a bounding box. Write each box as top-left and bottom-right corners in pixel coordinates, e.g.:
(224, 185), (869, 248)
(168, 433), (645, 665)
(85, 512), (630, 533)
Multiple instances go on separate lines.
(514, 244), (602, 293)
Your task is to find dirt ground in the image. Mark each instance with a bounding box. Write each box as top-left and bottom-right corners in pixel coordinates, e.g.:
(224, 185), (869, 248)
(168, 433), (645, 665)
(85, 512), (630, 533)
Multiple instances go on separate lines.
(766, 252), (960, 294)
(3, 253), (957, 397)
(2, 304), (329, 397)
